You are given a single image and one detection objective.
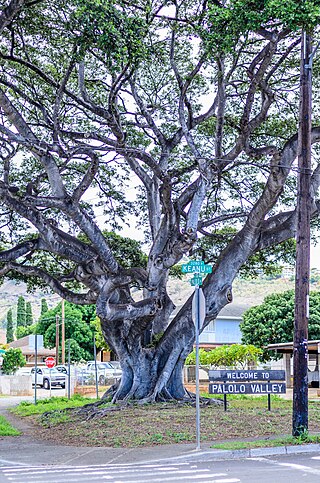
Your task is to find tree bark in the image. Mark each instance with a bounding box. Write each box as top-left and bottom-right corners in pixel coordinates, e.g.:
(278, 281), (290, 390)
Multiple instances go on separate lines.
(99, 302), (195, 402)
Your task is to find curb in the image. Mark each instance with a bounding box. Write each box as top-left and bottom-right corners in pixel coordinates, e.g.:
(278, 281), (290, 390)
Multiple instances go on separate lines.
(148, 443), (320, 464)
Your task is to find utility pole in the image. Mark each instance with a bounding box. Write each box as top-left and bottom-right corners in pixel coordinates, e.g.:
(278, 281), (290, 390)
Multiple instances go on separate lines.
(292, 30), (312, 437)
(55, 313), (60, 365)
(61, 299), (65, 364)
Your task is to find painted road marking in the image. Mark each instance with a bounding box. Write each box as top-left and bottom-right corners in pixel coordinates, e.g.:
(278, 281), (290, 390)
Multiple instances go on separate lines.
(0, 462), (238, 483)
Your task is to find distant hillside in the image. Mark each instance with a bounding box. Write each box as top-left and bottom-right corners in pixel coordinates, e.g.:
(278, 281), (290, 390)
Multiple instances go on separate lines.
(0, 275), (317, 329)
(167, 275), (319, 314)
(0, 280), (59, 327)
(231, 277), (298, 307)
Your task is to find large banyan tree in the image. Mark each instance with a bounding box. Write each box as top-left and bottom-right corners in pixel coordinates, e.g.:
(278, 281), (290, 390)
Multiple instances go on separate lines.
(1, 0), (320, 402)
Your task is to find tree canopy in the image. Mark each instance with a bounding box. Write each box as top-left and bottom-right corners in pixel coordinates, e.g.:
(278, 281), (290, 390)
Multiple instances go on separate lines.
(5, 308), (13, 343)
(36, 301), (96, 362)
(241, 290), (320, 361)
(16, 296), (26, 328)
(0, 1), (320, 401)
(2, 347), (25, 374)
(40, 298), (49, 317)
(186, 344), (262, 369)
(25, 301), (33, 326)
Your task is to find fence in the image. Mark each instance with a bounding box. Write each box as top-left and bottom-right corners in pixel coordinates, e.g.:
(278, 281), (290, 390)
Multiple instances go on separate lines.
(0, 375), (32, 396)
(73, 366), (121, 387)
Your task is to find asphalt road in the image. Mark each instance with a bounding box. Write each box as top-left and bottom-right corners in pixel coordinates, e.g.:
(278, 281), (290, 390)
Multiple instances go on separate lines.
(1, 393), (320, 482)
(1, 453), (320, 483)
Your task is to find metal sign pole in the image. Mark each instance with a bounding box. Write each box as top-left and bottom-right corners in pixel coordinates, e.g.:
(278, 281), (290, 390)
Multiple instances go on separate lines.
(195, 283), (201, 451)
(68, 339), (71, 400)
(93, 333), (99, 399)
(181, 260), (212, 451)
(34, 334), (38, 405)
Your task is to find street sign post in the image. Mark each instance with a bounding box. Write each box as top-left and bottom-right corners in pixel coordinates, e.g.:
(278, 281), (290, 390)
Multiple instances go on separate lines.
(181, 260), (212, 450)
(34, 333), (38, 405)
(192, 288), (206, 328)
(44, 357), (55, 398)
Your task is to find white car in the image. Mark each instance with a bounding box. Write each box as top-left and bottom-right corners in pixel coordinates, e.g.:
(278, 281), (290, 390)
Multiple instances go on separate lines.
(55, 364), (91, 384)
(30, 367), (66, 389)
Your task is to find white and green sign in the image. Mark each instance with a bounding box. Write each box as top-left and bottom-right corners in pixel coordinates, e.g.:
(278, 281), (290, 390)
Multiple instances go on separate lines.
(181, 260), (212, 286)
(190, 276), (203, 286)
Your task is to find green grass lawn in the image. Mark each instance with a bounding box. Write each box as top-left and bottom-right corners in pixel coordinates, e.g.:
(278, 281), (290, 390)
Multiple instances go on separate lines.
(0, 415), (20, 436)
(11, 394), (98, 417)
(9, 394), (320, 448)
(212, 434), (320, 451)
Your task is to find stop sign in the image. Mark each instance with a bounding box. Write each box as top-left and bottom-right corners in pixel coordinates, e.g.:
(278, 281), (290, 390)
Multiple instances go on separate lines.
(45, 357), (56, 368)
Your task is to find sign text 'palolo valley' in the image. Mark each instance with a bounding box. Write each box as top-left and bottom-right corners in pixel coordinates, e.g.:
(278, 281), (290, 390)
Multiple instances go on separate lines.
(209, 382), (286, 395)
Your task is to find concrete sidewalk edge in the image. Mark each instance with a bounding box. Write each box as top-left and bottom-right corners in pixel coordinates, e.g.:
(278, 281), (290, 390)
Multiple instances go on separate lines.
(0, 442), (320, 469)
(142, 443), (320, 464)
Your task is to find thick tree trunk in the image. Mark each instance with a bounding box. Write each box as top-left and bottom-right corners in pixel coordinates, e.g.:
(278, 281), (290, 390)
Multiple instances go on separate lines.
(96, 263), (237, 403)
(99, 305), (195, 403)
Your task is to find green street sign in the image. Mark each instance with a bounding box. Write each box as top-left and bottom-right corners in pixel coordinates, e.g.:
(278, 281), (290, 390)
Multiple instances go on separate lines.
(181, 261), (213, 274)
(181, 265), (194, 273)
(189, 260), (205, 267)
(200, 265), (212, 274)
(191, 276), (203, 286)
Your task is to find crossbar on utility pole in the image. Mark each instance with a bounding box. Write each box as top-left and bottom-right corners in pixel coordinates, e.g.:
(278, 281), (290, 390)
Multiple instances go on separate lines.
(292, 30), (312, 437)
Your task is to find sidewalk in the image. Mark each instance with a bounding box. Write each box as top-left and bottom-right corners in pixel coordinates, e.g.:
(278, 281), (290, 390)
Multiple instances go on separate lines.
(0, 395), (319, 468)
(280, 387), (319, 400)
(1, 427), (319, 468)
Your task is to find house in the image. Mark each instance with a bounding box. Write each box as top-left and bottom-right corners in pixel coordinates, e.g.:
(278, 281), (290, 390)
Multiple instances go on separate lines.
(9, 335), (56, 366)
(199, 303), (248, 347)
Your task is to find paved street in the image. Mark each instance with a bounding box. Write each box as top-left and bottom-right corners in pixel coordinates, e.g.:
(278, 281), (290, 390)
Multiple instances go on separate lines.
(0, 461), (238, 483)
(1, 453), (320, 483)
(1, 393), (320, 482)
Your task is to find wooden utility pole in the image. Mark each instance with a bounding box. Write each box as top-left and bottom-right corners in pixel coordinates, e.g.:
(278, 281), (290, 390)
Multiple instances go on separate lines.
(55, 313), (60, 365)
(61, 299), (65, 364)
(292, 30), (312, 437)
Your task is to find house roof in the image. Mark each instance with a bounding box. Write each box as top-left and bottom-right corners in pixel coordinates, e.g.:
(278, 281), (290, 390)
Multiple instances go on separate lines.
(8, 336), (55, 356)
(9, 336), (31, 349)
(20, 348), (56, 356)
(218, 303), (250, 318)
(266, 340), (320, 354)
(171, 302), (248, 320)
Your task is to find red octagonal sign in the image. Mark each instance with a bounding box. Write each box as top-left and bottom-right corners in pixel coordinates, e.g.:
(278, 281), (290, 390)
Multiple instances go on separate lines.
(45, 357), (56, 369)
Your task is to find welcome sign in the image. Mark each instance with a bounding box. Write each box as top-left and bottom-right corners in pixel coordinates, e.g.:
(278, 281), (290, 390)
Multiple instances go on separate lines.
(209, 382), (286, 394)
(209, 370), (286, 395)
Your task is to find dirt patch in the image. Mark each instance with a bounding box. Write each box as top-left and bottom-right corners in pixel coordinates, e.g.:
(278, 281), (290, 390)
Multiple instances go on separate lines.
(10, 399), (320, 448)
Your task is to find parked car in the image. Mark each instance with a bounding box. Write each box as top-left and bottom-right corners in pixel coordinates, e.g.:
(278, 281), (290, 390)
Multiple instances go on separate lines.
(108, 361), (121, 371)
(86, 361), (122, 384)
(30, 367), (66, 389)
(55, 364), (76, 376)
(55, 364), (91, 384)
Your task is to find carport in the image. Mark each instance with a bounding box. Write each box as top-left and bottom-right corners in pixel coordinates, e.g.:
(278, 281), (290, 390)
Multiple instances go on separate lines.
(266, 340), (320, 388)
